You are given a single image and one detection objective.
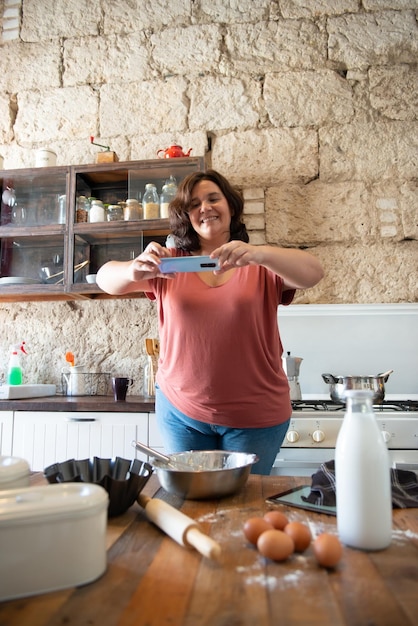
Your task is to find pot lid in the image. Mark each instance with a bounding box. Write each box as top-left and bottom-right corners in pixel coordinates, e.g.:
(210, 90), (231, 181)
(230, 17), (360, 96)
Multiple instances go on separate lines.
(0, 483), (108, 525)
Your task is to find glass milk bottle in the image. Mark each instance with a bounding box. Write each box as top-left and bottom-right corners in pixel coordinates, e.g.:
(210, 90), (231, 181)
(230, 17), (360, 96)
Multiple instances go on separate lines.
(335, 389), (392, 550)
(142, 184), (160, 219)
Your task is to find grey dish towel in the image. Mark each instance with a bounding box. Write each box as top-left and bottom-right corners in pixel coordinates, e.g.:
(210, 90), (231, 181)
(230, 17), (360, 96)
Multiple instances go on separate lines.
(301, 459), (418, 509)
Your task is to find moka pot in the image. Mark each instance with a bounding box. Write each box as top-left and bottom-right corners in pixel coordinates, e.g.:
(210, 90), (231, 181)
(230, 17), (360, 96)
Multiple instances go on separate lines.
(282, 352), (303, 401)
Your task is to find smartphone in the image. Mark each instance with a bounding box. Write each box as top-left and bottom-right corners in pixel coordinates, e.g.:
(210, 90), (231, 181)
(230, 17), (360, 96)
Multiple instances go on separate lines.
(160, 255), (220, 273)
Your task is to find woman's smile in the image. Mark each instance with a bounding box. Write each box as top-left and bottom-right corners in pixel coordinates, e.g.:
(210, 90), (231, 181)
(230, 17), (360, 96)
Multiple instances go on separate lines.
(200, 214), (219, 224)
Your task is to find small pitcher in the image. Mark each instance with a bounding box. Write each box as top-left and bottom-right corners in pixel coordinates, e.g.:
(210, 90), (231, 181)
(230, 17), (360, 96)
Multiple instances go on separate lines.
(61, 365), (86, 396)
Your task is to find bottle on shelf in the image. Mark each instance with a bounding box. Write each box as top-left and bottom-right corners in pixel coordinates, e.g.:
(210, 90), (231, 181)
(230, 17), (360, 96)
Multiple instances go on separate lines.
(335, 389), (392, 551)
(160, 176), (178, 218)
(142, 184), (160, 219)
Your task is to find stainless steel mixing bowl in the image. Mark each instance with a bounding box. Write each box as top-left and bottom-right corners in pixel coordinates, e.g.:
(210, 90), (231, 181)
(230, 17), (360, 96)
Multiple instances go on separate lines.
(152, 450), (259, 500)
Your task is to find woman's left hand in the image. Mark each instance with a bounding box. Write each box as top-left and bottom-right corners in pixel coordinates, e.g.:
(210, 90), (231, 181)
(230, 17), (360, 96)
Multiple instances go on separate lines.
(210, 242), (324, 289)
(211, 241), (259, 272)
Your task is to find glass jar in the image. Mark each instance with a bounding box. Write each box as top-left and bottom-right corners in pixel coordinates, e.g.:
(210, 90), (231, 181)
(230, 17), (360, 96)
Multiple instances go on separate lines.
(160, 176), (177, 219)
(143, 184), (160, 219)
(89, 199), (105, 223)
(124, 198), (142, 221)
(107, 204), (124, 221)
(76, 195), (88, 223)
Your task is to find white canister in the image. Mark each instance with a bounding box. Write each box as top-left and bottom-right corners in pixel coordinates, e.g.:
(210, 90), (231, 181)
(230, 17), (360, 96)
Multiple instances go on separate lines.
(89, 199), (105, 223)
(35, 149), (57, 167)
(0, 456), (30, 490)
(61, 365), (87, 396)
(0, 155), (4, 169)
(0, 483), (108, 601)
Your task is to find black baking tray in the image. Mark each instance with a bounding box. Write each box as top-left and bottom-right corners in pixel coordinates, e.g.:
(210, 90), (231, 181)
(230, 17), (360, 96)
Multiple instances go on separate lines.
(266, 485), (336, 516)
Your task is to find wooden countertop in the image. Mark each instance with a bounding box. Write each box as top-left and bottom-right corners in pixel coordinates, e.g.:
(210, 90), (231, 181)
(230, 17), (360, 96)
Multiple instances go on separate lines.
(0, 394), (155, 412)
(1, 474), (417, 625)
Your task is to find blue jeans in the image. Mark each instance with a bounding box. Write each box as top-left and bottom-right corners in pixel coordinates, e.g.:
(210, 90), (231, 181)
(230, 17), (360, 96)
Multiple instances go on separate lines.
(155, 385), (290, 476)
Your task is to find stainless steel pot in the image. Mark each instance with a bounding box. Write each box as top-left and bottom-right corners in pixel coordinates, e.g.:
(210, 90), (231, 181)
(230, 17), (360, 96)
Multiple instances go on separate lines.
(322, 370), (393, 403)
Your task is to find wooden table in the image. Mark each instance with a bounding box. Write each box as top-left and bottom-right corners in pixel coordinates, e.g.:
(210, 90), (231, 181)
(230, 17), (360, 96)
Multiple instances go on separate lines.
(1, 473), (417, 626)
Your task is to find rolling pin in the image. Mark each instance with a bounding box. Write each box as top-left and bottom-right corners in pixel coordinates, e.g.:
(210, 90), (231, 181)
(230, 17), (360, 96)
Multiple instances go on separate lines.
(137, 494), (221, 561)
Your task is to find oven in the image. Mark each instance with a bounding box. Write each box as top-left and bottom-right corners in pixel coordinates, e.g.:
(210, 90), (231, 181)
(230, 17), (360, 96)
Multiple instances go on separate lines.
(272, 400), (418, 476)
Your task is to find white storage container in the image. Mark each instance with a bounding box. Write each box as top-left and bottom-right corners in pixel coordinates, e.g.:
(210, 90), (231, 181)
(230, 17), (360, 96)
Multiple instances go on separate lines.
(0, 455), (30, 490)
(0, 483), (108, 601)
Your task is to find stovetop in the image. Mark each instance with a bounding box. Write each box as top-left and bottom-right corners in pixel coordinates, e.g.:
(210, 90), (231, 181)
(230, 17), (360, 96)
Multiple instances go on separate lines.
(291, 399), (418, 413)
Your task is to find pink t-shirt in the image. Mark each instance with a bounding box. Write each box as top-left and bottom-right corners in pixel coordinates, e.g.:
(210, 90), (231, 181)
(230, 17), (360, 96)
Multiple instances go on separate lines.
(146, 261), (294, 428)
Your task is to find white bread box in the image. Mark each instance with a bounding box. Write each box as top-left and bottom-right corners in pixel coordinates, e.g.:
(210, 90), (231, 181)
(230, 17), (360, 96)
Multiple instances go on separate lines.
(0, 483), (109, 601)
(0, 456), (30, 490)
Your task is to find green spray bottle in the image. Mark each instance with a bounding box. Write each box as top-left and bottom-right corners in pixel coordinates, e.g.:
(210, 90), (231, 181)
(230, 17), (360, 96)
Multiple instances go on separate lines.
(7, 342), (27, 385)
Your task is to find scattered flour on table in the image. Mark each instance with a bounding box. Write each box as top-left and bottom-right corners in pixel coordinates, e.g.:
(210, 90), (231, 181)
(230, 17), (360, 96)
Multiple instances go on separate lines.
(236, 565), (305, 590)
(307, 519), (337, 538)
(196, 510), (230, 523)
(392, 528), (418, 543)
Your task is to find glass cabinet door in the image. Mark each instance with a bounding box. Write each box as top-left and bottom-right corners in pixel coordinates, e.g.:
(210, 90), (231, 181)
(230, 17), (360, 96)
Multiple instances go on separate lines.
(1, 168), (69, 227)
(0, 158), (204, 300)
(0, 167), (69, 296)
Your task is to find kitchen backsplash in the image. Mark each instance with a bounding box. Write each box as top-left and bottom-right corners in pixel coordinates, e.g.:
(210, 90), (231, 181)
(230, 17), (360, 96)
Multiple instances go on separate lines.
(278, 303), (418, 398)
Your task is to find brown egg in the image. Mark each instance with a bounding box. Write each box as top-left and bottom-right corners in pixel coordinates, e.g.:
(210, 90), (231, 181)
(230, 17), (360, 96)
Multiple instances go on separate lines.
(313, 533), (343, 568)
(243, 517), (273, 545)
(284, 521), (312, 552)
(263, 510), (289, 530)
(257, 529), (295, 561)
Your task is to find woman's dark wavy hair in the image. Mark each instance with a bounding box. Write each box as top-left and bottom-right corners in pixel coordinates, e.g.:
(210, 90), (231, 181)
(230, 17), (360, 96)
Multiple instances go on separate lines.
(169, 169), (249, 251)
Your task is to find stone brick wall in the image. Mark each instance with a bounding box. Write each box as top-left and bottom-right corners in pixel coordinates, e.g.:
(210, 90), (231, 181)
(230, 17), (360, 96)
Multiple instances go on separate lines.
(0, 0), (416, 389)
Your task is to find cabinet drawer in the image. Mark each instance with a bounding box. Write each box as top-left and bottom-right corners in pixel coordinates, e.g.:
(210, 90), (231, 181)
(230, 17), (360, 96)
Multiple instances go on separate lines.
(12, 412), (148, 471)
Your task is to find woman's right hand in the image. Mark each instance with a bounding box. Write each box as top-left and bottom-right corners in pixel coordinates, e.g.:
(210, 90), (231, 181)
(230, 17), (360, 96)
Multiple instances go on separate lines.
(128, 242), (173, 281)
(96, 242), (173, 295)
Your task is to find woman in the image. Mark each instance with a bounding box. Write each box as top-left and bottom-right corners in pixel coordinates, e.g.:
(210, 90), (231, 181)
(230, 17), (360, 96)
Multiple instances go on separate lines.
(97, 170), (324, 474)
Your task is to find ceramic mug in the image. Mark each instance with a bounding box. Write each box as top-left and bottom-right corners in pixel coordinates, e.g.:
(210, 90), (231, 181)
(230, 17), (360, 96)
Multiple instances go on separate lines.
(112, 377), (133, 402)
(61, 365), (86, 396)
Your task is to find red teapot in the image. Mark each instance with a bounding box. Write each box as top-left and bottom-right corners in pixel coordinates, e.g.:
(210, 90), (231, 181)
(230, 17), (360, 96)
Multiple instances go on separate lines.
(157, 145), (192, 159)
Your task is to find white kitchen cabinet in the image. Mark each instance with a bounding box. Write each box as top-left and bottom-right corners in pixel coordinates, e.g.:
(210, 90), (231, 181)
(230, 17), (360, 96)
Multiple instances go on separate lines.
(0, 411), (13, 456)
(148, 412), (165, 453)
(12, 411), (149, 471)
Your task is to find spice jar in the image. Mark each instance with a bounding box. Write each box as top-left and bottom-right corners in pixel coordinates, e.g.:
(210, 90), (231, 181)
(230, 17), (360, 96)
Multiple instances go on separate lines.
(107, 204), (123, 221)
(124, 198), (142, 221)
(142, 184), (160, 219)
(75, 195), (88, 223)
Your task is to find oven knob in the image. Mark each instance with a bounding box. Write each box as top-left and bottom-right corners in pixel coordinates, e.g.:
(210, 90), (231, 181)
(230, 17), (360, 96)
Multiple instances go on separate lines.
(312, 429), (325, 443)
(286, 430), (300, 443)
(381, 430), (392, 443)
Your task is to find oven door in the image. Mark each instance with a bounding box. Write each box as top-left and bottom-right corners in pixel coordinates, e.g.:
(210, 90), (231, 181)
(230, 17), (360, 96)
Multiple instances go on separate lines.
(389, 450), (418, 474)
(271, 448), (335, 477)
(272, 448), (418, 477)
